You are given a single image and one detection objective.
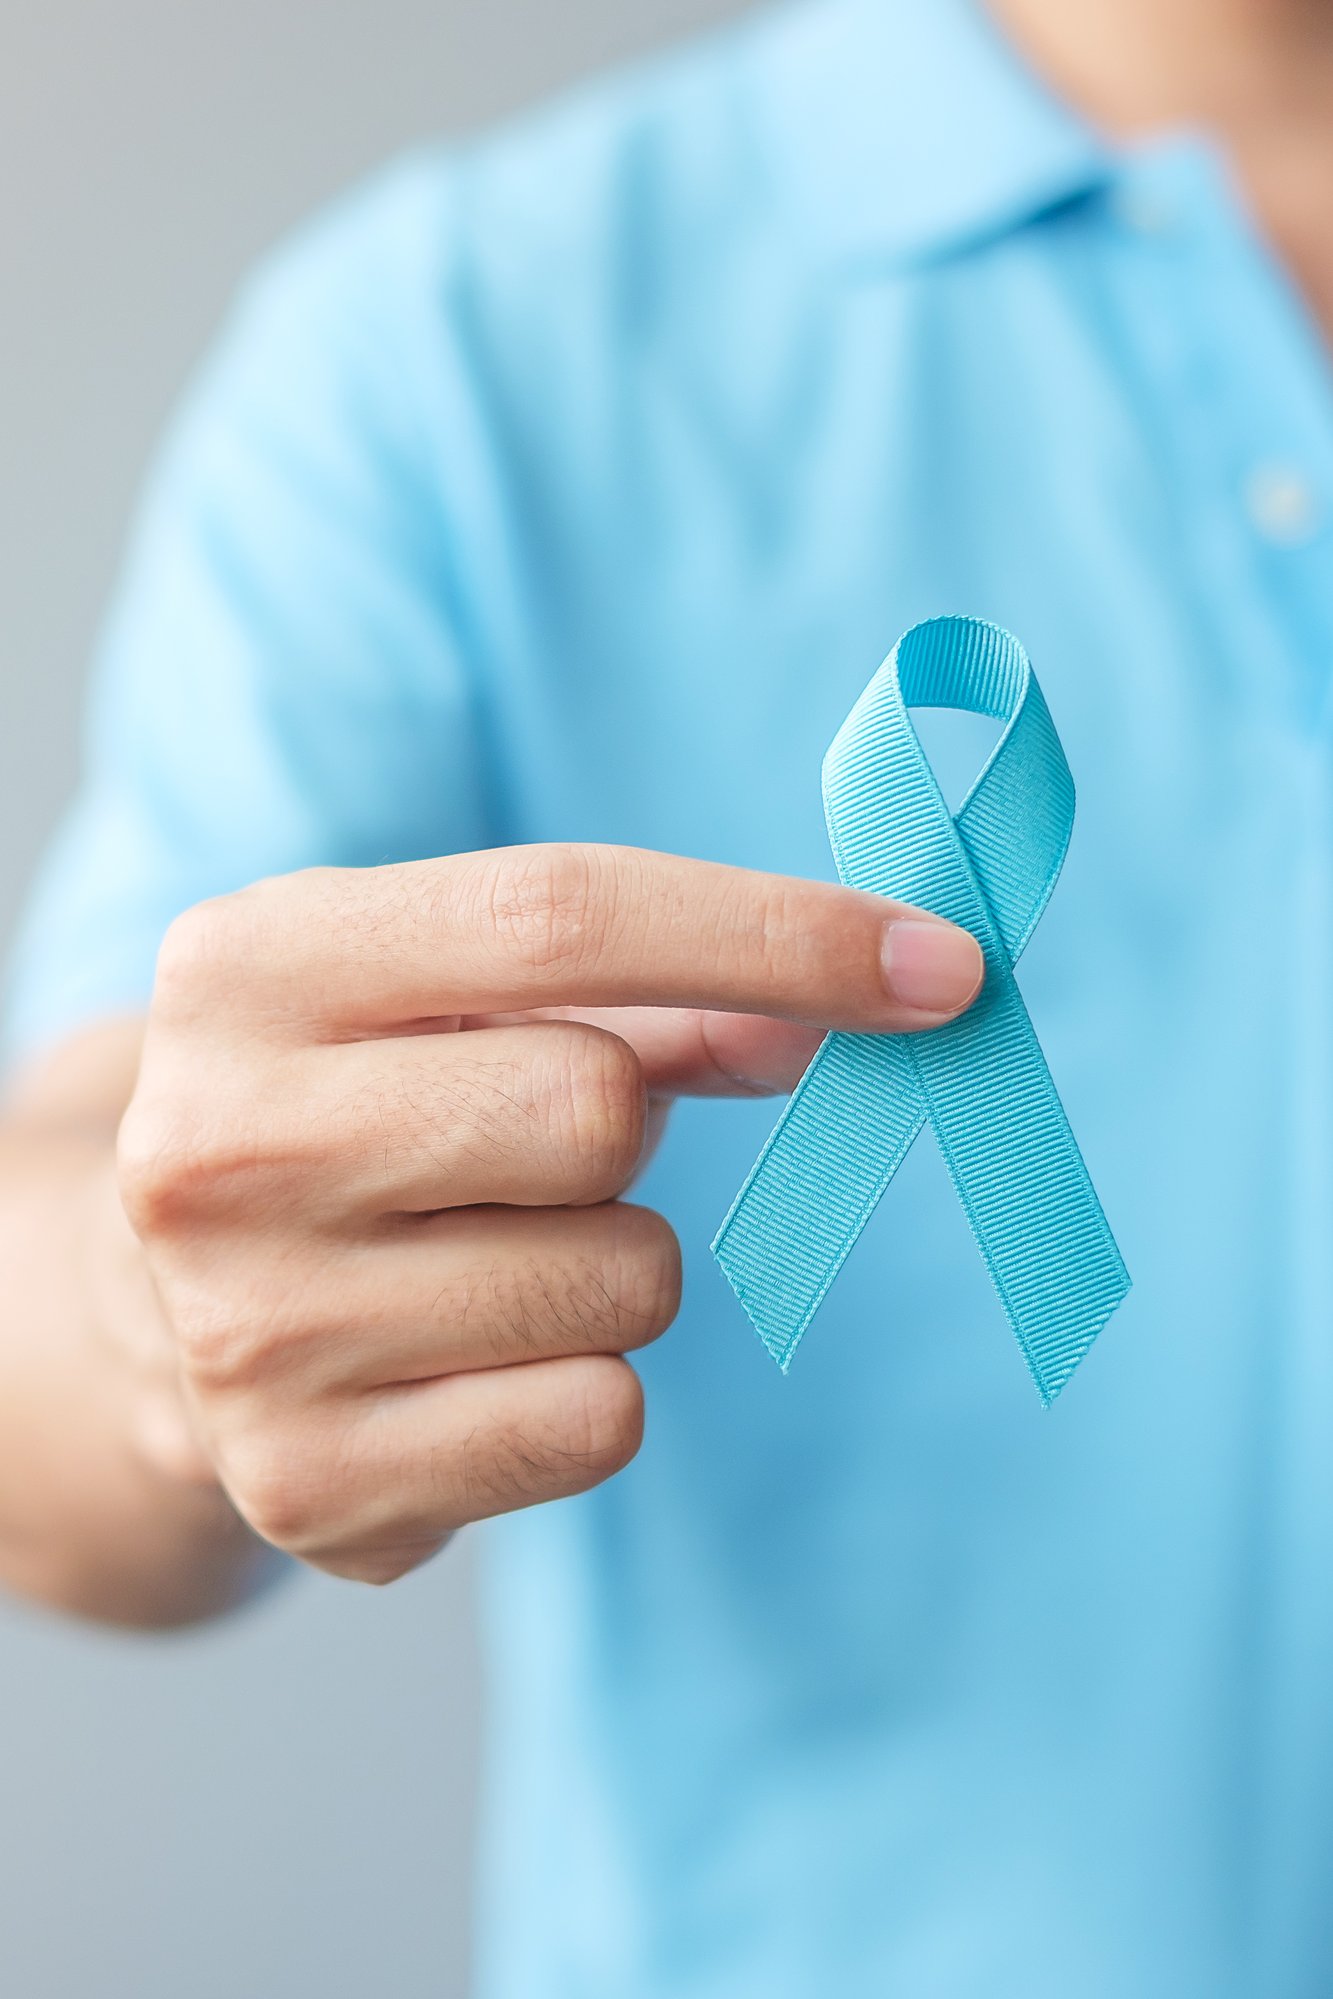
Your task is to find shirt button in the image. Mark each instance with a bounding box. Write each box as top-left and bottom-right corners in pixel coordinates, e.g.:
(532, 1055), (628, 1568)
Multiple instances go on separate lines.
(1243, 462), (1322, 546)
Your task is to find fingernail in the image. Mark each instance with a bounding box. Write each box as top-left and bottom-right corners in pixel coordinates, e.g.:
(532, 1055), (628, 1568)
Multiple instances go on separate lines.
(880, 918), (984, 1020)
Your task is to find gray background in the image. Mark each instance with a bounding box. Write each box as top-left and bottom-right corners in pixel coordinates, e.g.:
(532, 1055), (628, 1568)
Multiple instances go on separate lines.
(0, 3), (740, 1993)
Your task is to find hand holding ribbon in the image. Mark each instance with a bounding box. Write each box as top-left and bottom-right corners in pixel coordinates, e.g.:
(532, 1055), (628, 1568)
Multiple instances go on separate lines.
(713, 616), (1130, 1404)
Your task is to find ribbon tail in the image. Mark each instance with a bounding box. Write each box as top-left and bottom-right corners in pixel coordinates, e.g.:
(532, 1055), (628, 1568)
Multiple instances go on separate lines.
(712, 1029), (926, 1370)
(907, 966), (1131, 1405)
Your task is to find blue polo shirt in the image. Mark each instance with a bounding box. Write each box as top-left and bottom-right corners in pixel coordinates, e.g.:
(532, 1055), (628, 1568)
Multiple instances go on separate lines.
(11, 0), (1333, 1991)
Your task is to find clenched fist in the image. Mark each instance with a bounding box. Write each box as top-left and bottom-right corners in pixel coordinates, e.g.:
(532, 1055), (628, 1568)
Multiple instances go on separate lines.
(115, 844), (982, 1583)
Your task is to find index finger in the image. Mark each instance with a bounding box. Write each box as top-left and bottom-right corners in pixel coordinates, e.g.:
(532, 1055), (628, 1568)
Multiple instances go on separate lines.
(204, 843), (984, 1037)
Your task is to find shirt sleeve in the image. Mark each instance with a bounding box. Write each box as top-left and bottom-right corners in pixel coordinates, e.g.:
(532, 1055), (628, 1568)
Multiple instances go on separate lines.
(4, 156), (495, 1063)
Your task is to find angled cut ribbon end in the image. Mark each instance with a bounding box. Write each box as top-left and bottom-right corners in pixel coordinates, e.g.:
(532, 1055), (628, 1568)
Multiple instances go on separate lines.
(1024, 1272), (1133, 1409)
(711, 1228), (810, 1377)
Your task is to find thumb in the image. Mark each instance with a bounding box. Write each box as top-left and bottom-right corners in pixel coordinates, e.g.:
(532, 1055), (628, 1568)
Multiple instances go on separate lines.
(565, 1006), (824, 1099)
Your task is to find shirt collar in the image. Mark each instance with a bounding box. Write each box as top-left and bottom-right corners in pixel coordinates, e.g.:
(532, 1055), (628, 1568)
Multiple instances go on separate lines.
(750, 0), (1115, 266)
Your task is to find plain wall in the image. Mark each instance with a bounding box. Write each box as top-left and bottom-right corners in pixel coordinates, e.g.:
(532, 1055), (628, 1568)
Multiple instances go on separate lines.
(0, 4), (740, 1993)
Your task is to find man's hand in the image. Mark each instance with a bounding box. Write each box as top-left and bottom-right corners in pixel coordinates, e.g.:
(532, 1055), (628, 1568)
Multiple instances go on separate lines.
(116, 844), (983, 1585)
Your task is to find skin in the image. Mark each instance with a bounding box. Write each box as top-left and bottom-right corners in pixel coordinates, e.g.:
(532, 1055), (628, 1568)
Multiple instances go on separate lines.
(6, 0), (1333, 1630)
(0, 846), (981, 1624)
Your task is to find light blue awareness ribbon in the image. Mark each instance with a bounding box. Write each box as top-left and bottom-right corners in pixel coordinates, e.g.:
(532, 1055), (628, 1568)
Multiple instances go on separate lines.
(713, 617), (1130, 1404)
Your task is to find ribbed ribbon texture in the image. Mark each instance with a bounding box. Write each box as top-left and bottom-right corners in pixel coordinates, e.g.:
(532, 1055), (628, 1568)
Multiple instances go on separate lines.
(713, 616), (1130, 1404)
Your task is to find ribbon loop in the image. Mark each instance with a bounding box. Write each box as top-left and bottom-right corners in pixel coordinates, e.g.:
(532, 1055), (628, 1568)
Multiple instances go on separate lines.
(713, 617), (1130, 1404)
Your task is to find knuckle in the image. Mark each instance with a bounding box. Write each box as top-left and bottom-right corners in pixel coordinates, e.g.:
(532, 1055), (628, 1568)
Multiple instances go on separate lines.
(116, 1093), (210, 1237)
(116, 1090), (261, 1237)
(554, 1356), (645, 1477)
(222, 1431), (324, 1550)
(562, 1027), (646, 1187)
(457, 1418), (550, 1514)
(171, 1292), (279, 1395)
(463, 1358), (642, 1514)
(609, 1207), (683, 1347)
(484, 844), (613, 981)
(152, 873), (309, 1021)
(484, 1258), (584, 1363)
(117, 1045), (300, 1238)
(152, 896), (245, 1013)
(482, 1211), (679, 1362)
(728, 874), (825, 1002)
